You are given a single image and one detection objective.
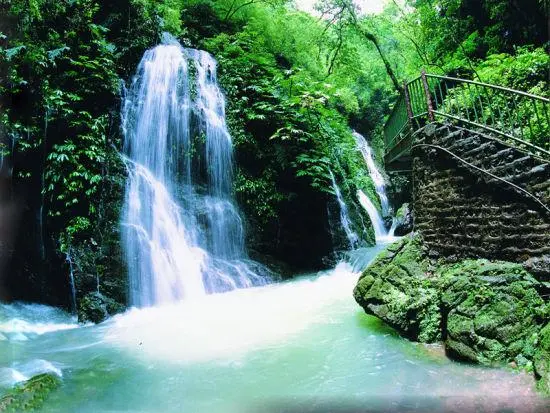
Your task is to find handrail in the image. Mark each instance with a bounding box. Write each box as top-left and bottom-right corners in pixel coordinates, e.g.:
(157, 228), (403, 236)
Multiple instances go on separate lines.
(384, 71), (550, 163)
(412, 143), (550, 214)
(427, 74), (549, 102)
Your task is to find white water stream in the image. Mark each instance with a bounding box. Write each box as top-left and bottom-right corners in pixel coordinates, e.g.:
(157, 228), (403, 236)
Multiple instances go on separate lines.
(329, 169), (359, 249)
(354, 132), (397, 243)
(121, 34), (269, 307)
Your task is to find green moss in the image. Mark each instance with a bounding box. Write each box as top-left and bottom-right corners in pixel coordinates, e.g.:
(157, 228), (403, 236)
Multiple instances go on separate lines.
(354, 237), (548, 394)
(0, 373), (61, 412)
(435, 259), (546, 368)
(395, 203), (408, 220)
(78, 292), (125, 324)
(354, 235), (441, 342)
(534, 323), (550, 395)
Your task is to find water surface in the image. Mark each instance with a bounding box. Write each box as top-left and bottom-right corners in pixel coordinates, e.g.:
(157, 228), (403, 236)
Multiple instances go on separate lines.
(1, 245), (546, 413)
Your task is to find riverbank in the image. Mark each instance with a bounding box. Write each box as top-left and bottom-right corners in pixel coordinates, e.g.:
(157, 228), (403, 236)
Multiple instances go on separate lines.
(354, 234), (550, 394)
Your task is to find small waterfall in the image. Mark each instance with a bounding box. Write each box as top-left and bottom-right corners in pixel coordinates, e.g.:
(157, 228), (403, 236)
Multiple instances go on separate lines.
(357, 190), (389, 242)
(329, 170), (359, 249)
(354, 132), (390, 216)
(121, 33), (269, 307)
(65, 252), (77, 314)
(354, 132), (396, 243)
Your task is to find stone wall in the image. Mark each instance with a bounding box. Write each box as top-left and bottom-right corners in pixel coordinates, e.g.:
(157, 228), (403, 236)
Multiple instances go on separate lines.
(412, 123), (550, 279)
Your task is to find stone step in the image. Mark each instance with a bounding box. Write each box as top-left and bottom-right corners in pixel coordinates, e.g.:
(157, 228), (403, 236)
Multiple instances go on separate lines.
(485, 156), (536, 178)
(460, 141), (498, 160)
(470, 149), (528, 171)
(488, 163), (550, 186)
(446, 135), (484, 154)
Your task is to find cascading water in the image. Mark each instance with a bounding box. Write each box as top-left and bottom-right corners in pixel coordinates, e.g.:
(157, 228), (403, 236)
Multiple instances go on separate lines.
(357, 190), (388, 242)
(328, 170), (359, 249)
(121, 33), (269, 307)
(353, 132), (396, 243)
(65, 252), (77, 314)
(354, 132), (390, 216)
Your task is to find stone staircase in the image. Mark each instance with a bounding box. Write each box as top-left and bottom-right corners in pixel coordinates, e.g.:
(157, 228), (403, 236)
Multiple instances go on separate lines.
(412, 122), (550, 279)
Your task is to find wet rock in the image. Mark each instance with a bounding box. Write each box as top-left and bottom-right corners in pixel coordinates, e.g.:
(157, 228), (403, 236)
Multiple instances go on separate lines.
(78, 291), (125, 324)
(393, 203), (413, 236)
(439, 260), (545, 366)
(354, 235), (548, 391)
(353, 235), (441, 342)
(383, 216), (393, 230)
(524, 255), (550, 281)
(0, 373), (61, 412)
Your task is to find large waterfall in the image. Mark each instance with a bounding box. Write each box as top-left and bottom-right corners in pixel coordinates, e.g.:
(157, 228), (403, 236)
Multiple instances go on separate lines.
(353, 132), (395, 243)
(121, 34), (269, 307)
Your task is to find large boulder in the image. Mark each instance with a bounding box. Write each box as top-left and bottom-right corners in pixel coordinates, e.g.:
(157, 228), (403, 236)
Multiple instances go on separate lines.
(353, 235), (441, 342)
(439, 260), (546, 367)
(354, 235), (548, 392)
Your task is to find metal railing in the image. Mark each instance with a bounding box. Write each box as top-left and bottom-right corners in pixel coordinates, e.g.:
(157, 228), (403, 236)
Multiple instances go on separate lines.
(384, 71), (550, 165)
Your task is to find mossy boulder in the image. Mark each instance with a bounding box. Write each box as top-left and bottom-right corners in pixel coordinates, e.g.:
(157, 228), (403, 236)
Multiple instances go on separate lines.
(78, 291), (125, 323)
(393, 203), (413, 236)
(439, 260), (546, 367)
(353, 235), (441, 342)
(0, 373), (61, 412)
(534, 322), (550, 394)
(354, 236), (548, 393)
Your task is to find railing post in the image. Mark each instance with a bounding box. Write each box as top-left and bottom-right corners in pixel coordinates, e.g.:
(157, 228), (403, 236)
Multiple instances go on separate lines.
(421, 69), (435, 122)
(403, 81), (413, 123)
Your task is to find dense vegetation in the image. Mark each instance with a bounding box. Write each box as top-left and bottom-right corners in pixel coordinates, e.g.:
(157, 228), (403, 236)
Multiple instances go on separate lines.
(0, 0), (547, 315)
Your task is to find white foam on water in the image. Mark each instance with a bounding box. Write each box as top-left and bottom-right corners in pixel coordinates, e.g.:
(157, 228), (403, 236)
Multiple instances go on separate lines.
(0, 303), (78, 337)
(0, 360), (63, 389)
(106, 263), (359, 364)
(0, 319), (78, 336)
(0, 368), (28, 387)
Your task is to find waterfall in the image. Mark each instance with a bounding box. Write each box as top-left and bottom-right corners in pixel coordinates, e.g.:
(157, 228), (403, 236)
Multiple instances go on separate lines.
(357, 190), (389, 242)
(65, 252), (77, 314)
(329, 170), (359, 249)
(354, 132), (390, 216)
(121, 33), (269, 307)
(354, 132), (396, 243)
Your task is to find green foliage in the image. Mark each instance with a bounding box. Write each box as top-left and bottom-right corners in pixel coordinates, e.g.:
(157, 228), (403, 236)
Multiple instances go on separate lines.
(406, 0), (547, 77)
(1, 0), (122, 250)
(202, 22), (381, 233)
(433, 46), (549, 149)
(3, 0), (547, 301)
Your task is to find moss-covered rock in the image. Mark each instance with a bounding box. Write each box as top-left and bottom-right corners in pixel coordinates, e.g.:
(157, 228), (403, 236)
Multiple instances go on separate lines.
(353, 235), (441, 342)
(0, 373), (61, 412)
(534, 323), (550, 394)
(354, 236), (549, 392)
(393, 203), (413, 236)
(77, 291), (125, 324)
(438, 260), (545, 367)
